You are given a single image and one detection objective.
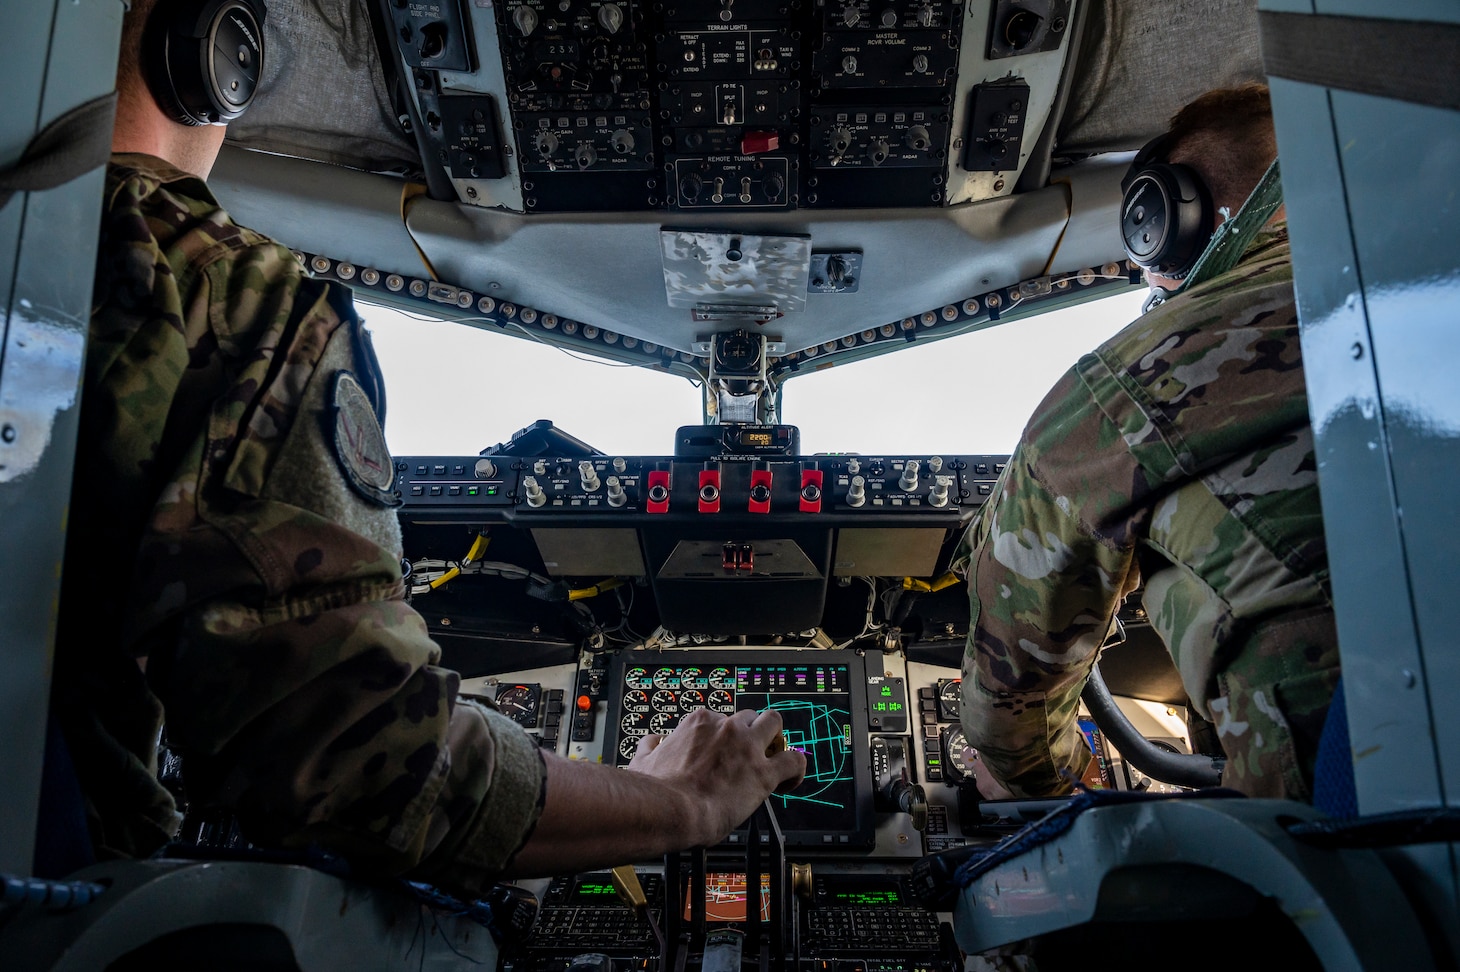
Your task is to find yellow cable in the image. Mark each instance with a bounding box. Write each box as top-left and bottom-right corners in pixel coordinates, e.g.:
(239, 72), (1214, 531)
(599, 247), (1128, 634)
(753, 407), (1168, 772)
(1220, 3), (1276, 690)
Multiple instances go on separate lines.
(901, 572), (961, 594)
(399, 182), (441, 281)
(428, 532), (490, 590)
(927, 572), (961, 592)
(567, 578), (625, 601)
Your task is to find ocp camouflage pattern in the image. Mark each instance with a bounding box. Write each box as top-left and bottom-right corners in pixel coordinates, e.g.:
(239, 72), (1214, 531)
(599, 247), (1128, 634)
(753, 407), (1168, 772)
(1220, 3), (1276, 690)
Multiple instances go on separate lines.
(54, 154), (543, 888)
(956, 225), (1338, 801)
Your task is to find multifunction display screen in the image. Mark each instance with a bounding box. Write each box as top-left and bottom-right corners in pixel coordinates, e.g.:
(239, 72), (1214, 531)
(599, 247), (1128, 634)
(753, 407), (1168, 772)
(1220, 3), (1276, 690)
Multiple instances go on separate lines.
(607, 651), (872, 846)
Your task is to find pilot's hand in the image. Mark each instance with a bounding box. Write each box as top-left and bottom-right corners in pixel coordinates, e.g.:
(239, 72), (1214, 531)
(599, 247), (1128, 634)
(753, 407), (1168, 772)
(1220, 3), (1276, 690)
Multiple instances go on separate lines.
(627, 707), (806, 846)
(966, 747), (1015, 801)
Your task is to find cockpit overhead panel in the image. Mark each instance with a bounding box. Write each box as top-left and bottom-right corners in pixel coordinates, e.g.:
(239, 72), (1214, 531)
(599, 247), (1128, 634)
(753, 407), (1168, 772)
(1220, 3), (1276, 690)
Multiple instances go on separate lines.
(391, 0), (1079, 213)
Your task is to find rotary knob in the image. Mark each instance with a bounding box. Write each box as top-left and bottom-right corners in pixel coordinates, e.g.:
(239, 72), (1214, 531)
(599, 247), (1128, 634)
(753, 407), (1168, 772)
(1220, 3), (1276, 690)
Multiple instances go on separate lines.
(610, 128), (635, 155)
(512, 5), (538, 35)
(533, 459), (548, 475)
(927, 455), (943, 473)
(846, 475), (866, 508)
(474, 458), (498, 479)
(847, 458), (861, 475)
(579, 460), (601, 491)
(905, 125), (931, 152)
(606, 475), (627, 507)
(522, 475), (546, 508)
(930, 475), (953, 508)
(899, 459), (921, 492)
(597, 2), (624, 33)
(575, 142), (598, 169)
(612, 456), (627, 473)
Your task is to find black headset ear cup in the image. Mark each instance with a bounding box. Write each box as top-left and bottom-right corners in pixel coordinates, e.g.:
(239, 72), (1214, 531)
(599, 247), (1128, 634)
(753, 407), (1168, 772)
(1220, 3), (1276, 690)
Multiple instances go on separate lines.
(142, 0), (266, 127)
(1120, 154), (1213, 279)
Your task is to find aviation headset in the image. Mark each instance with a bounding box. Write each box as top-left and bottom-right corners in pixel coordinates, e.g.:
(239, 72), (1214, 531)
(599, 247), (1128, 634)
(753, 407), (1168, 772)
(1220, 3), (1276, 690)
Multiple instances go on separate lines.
(1119, 132), (1215, 281)
(143, 0), (267, 126)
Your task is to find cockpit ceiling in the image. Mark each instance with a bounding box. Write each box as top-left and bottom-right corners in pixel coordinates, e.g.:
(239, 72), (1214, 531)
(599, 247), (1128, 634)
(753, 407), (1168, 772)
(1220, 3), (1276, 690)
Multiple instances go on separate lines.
(211, 0), (1263, 357)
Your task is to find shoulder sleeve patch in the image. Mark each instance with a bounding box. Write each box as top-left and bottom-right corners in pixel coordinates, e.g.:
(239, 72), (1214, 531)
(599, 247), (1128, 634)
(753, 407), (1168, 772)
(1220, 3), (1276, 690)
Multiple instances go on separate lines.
(331, 370), (402, 508)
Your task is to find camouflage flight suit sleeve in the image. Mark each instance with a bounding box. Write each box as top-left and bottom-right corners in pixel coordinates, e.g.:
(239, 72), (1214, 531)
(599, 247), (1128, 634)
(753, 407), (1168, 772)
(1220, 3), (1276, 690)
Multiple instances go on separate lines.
(958, 226), (1337, 801)
(74, 155), (543, 888)
(954, 366), (1144, 797)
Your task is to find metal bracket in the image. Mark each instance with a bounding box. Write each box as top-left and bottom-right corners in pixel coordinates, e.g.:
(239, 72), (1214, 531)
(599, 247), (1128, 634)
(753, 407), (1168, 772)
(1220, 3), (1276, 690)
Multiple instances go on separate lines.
(807, 251), (863, 294)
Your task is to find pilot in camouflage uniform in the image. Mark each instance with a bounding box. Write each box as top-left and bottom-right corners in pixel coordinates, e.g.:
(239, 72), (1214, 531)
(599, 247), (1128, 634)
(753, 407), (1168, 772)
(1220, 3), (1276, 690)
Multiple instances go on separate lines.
(956, 221), (1339, 802)
(53, 152), (544, 890)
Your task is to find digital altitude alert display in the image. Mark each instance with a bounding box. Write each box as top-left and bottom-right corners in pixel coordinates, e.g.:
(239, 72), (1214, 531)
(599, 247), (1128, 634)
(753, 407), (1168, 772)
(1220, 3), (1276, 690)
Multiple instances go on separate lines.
(740, 431), (773, 447)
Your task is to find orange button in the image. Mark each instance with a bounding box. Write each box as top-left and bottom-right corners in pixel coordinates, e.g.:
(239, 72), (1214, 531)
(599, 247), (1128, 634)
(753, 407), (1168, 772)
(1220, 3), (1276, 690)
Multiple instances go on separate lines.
(577, 694), (592, 712)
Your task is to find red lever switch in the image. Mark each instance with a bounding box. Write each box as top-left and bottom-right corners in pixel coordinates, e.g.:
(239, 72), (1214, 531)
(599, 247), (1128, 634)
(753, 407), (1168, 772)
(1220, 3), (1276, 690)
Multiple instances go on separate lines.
(646, 468), (671, 514)
(699, 465), (722, 513)
(800, 466), (823, 513)
(748, 464), (773, 514)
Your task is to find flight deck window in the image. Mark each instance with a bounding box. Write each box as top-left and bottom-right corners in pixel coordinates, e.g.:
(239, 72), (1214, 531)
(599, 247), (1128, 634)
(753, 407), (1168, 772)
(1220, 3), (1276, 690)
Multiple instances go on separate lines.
(362, 302), (703, 456)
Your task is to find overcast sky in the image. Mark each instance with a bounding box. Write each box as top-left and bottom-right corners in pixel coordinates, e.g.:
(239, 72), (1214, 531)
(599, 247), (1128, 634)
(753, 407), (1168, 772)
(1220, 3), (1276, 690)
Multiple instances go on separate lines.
(363, 287), (1149, 460)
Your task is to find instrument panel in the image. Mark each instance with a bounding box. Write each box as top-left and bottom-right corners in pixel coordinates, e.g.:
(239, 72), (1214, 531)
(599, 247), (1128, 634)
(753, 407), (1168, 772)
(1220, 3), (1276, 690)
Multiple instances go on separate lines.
(385, 0), (1080, 212)
(606, 650), (874, 847)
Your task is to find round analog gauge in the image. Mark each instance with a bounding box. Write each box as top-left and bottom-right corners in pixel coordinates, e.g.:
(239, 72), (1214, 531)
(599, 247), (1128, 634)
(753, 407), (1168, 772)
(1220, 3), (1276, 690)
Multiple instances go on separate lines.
(620, 712), (648, 736)
(938, 678), (962, 718)
(707, 689), (735, 714)
(623, 689), (650, 713)
(679, 689), (705, 710)
(619, 735), (641, 762)
(681, 667), (708, 690)
(650, 711), (679, 734)
(707, 667), (735, 690)
(625, 667), (653, 690)
(494, 684), (540, 726)
(943, 726), (976, 784)
(653, 667), (679, 689)
(651, 689), (678, 711)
